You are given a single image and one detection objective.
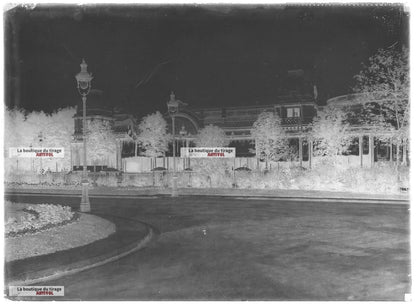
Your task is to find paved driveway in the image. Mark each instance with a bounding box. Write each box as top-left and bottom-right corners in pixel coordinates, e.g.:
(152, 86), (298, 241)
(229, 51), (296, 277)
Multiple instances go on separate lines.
(5, 194), (410, 301)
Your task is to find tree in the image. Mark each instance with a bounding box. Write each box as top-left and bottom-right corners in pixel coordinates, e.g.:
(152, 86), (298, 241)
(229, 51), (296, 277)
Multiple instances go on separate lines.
(86, 119), (117, 165)
(5, 107), (76, 172)
(251, 111), (287, 167)
(137, 111), (169, 157)
(353, 46), (409, 162)
(4, 108), (28, 149)
(43, 107), (76, 170)
(194, 124), (229, 147)
(309, 105), (352, 160)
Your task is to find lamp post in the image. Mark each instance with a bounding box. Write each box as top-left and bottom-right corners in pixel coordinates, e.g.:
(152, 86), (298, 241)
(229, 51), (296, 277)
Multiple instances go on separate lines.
(30, 143), (34, 172)
(38, 132), (43, 173)
(179, 125), (188, 169)
(75, 59), (93, 212)
(167, 92), (179, 197)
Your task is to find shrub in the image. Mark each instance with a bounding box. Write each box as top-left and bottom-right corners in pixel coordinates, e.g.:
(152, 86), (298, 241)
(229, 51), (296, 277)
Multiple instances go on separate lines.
(6, 204), (75, 237)
(94, 173), (119, 187)
(119, 173), (154, 187)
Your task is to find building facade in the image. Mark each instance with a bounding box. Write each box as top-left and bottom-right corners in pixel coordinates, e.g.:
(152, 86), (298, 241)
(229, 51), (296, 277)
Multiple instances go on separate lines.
(71, 89), (137, 171)
(71, 75), (405, 172)
(165, 92), (317, 163)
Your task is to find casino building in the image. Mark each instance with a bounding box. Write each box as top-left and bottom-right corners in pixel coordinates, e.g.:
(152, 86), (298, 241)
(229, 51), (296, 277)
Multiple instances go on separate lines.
(70, 69), (404, 172)
(163, 91), (317, 160)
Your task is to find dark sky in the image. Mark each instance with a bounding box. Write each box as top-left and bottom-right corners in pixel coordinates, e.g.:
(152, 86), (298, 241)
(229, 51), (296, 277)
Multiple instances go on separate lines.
(5, 4), (409, 115)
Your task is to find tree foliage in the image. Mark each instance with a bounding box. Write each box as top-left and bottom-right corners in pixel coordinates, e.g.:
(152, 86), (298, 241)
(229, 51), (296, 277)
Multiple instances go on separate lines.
(251, 111), (287, 163)
(4, 107), (76, 170)
(4, 108), (28, 148)
(309, 105), (352, 158)
(353, 46), (409, 144)
(86, 119), (117, 164)
(137, 111), (169, 157)
(194, 124), (229, 147)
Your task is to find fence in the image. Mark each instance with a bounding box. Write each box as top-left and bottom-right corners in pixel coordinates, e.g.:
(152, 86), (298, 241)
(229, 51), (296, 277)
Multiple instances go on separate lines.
(122, 155), (375, 173)
(4, 157), (71, 174)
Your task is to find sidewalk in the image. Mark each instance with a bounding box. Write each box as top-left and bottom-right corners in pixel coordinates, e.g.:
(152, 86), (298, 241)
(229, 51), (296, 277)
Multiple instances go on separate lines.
(5, 185), (410, 204)
(5, 213), (155, 286)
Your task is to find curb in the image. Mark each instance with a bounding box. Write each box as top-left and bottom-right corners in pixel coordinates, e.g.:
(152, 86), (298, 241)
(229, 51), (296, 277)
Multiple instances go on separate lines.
(5, 188), (409, 205)
(230, 196), (409, 205)
(5, 216), (157, 287)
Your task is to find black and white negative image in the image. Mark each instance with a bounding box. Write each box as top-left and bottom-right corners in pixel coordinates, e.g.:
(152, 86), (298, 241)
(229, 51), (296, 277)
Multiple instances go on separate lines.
(3, 2), (411, 301)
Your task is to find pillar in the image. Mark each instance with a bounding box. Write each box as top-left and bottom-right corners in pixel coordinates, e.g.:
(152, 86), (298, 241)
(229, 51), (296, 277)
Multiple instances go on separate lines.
(389, 140), (393, 163)
(300, 105), (304, 130)
(116, 140), (122, 171)
(298, 137), (303, 167)
(403, 142), (408, 166)
(70, 145), (73, 171)
(358, 135), (363, 168)
(369, 135), (374, 167)
(308, 139), (312, 169)
(186, 139), (190, 169)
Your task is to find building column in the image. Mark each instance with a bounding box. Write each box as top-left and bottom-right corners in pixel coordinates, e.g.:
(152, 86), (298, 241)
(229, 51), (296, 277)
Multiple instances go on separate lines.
(186, 139), (190, 168)
(300, 105), (304, 129)
(298, 137), (303, 167)
(116, 140), (123, 171)
(369, 135), (374, 167)
(403, 142), (408, 166)
(308, 139), (312, 169)
(70, 145), (73, 170)
(389, 139), (393, 163)
(358, 135), (363, 168)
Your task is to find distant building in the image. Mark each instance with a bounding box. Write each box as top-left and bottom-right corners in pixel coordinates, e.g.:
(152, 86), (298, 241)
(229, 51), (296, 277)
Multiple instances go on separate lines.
(71, 71), (404, 172)
(326, 92), (408, 165)
(165, 92), (317, 160)
(71, 89), (136, 171)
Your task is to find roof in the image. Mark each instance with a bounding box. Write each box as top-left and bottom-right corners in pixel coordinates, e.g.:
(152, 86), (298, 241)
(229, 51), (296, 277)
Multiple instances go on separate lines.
(190, 94), (316, 113)
(327, 91), (408, 106)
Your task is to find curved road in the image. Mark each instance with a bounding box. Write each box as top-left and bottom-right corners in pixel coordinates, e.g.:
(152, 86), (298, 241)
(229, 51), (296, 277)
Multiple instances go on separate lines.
(5, 193), (410, 301)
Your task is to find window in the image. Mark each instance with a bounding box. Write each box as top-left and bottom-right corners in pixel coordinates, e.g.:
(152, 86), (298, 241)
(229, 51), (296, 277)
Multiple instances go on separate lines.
(286, 107), (300, 118)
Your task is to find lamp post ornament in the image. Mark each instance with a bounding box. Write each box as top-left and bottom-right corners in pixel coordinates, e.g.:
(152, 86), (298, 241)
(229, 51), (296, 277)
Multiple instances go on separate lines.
(75, 59), (93, 212)
(167, 91), (179, 197)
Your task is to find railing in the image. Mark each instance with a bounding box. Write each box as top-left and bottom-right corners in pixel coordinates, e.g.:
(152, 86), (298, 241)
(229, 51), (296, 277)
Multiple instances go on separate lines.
(281, 116), (313, 125)
(281, 117), (301, 125)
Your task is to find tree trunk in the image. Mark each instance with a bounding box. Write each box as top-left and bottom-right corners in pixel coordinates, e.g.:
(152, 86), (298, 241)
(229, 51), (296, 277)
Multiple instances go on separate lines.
(396, 140), (401, 166)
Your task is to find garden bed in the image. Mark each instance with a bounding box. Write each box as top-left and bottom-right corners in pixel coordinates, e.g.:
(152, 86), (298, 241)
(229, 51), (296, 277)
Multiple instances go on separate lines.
(4, 163), (409, 195)
(5, 202), (116, 262)
(5, 202), (76, 238)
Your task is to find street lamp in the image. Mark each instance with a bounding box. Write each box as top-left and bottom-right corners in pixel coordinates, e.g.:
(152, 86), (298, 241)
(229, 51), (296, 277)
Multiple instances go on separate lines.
(75, 59), (93, 212)
(179, 125), (188, 169)
(30, 143), (34, 172)
(38, 132), (43, 173)
(167, 91), (179, 197)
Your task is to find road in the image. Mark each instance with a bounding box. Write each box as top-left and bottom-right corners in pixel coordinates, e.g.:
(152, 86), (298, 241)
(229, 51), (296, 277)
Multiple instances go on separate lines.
(5, 193), (410, 301)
